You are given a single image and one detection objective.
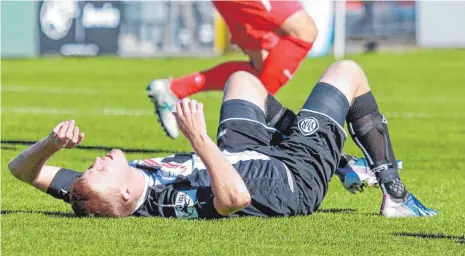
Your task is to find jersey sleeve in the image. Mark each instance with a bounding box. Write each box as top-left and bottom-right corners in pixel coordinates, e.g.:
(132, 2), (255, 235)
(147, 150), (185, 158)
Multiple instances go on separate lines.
(46, 168), (82, 203)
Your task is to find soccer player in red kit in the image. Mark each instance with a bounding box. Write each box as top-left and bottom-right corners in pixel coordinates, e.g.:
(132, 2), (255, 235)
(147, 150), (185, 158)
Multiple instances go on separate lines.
(147, 0), (318, 139)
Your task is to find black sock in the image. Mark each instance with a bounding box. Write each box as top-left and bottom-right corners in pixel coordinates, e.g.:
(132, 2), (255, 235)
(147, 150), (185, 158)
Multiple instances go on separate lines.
(346, 92), (407, 200)
(265, 94), (296, 135)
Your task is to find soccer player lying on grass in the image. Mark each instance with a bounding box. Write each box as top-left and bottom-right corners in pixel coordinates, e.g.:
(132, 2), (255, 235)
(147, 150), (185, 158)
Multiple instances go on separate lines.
(9, 60), (436, 218)
(147, 0), (317, 139)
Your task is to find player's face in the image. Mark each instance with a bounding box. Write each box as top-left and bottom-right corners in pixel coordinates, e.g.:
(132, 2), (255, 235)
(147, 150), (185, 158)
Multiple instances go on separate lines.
(82, 149), (131, 190)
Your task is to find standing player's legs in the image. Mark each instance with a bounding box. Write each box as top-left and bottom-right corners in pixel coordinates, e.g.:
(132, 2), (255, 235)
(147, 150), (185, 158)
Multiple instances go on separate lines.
(259, 5), (317, 94)
(164, 2), (317, 97)
(214, 0), (317, 95)
(147, 1), (317, 139)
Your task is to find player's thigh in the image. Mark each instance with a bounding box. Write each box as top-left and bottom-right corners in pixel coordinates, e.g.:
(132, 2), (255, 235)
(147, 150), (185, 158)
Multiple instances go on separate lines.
(284, 82), (349, 179)
(214, 0), (302, 50)
(217, 99), (277, 153)
(284, 109), (346, 175)
(274, 110), (346, 212)
(275, 84), (348, 207)
(222, 0), (303, 29)
(236, 159), (299, 216)
(223, 71), (267, 110)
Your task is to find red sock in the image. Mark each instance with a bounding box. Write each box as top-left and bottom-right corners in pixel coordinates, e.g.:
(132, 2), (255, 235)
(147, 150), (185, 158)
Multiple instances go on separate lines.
(170, 61), (258, 99)
(259, 36), (313, 95)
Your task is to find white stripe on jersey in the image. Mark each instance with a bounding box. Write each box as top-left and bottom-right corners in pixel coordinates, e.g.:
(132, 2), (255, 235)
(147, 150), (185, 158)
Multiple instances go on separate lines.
(193, 150), (271, 171)
(130, 150), (271, 187)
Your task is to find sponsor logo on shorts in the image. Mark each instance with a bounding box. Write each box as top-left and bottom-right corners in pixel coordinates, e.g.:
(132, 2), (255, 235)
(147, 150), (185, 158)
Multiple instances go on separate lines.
(174, 190), (199, 219)
(298, 117), (319, 136)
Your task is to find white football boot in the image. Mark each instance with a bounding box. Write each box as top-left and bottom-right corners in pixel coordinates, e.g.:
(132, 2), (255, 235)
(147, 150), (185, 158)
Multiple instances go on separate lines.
(146, 78), (180, 139)
(380, 193), (438, 217)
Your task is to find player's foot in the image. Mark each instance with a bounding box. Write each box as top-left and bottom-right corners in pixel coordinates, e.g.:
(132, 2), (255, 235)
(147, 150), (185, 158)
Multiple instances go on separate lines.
(335, 163), (364, 194)
(336, 153), (403, 194)
(380, 193), (438, 217)
(146, 78), (179, 139)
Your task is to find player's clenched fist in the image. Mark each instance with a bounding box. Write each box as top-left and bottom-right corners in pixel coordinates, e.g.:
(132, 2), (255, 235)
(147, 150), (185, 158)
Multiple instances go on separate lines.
(47, 120), (85, 149)
(173, 98), (207, 143)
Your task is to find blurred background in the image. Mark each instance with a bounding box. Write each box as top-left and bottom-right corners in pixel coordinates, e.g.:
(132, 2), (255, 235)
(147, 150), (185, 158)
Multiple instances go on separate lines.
(2, 0), (464, 59)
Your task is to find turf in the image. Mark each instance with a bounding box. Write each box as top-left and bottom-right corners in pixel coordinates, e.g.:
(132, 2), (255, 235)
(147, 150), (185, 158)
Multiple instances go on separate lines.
(2, 50), (465, 255)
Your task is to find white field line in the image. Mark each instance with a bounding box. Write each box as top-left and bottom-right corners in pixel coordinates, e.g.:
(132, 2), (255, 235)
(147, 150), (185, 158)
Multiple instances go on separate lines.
(2, 85), (108, 95)
(2, 85), (464, 103)
(1, 107), (152, 116)
(2, 107), (226, 120)
(103, 108), (150, 116)
(1, 85), (224, 100)
(1, 106), (452, 119)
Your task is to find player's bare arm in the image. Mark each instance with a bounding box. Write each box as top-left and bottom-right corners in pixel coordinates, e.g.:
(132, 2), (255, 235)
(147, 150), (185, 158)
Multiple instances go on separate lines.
(8, 120), (85, 192)
(174, 98), (251, 216)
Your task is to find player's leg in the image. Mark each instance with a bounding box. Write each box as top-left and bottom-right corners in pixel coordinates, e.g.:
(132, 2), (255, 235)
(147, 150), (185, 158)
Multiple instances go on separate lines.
(219, 71), (299, 216)
(208, 62), (393, 195)
(213, 0), (316, 95)
(258, 61), (353, 214)
(217, 71), (276, 152)
(258, 3), (318, 94)
(217, 70), (309, 151)
(171, 61), (259, 100)
(320, 60), (437, 217)
(231, 69), (377, 194)
(266, 60), (436, 216)
(146, 0), (263, 139)
(146, 1), (313, 138)
(146, 61), (258, 139)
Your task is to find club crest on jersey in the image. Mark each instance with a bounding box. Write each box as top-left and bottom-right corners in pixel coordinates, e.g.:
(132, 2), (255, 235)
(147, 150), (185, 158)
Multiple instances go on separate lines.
(298, 117), (319, 136)
(174, 190), (199, 219)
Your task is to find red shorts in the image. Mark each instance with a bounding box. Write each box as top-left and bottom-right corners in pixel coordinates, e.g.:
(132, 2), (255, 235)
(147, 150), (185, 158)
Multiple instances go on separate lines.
(213, 0), (303, 50)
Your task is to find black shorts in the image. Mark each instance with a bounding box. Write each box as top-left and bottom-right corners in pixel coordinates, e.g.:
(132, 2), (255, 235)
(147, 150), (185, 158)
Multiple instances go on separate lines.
(217, 100), (299, 217)
(217, 99), (281, 152)
(218, 99), (346, 215)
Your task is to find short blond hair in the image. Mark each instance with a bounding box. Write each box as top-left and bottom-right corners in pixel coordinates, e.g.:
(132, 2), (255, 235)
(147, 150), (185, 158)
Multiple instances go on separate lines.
(70, 176), (133, 217)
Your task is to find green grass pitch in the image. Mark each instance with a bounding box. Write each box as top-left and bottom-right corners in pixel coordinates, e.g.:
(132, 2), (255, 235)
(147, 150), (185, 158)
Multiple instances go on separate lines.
(2, 50), (465, 255)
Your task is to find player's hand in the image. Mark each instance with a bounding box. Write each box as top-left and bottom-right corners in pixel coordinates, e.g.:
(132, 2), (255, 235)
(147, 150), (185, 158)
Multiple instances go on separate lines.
(173, 98), (207, 144)
(47, 120), (85, 149)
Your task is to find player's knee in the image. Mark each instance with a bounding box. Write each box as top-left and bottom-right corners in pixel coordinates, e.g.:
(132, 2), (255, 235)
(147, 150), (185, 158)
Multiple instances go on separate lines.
(329, 60), (365, 87)
(334, 60), (363, 75)
(225, 71), (264, 94)
(281, 10), (318, 42)
(225, 71), (254, 92)
(334, 60), (370, 95)
(224, 71), (267, 111)
(228, 70), (257, 83)
(319, 60), (369, 102)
